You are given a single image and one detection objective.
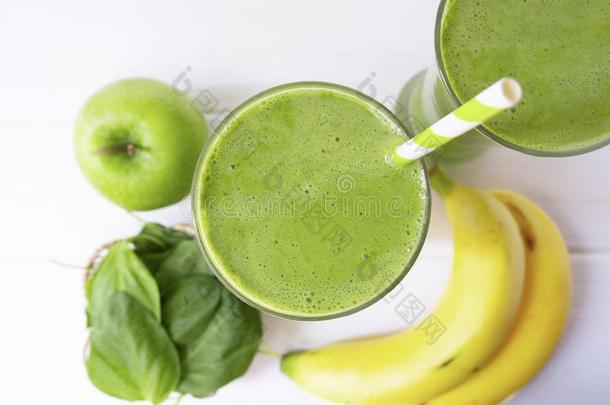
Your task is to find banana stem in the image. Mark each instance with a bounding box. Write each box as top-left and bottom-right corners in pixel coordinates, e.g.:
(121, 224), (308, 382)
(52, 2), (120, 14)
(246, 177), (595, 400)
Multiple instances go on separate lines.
(429, 167), (455, 198)
(258, 347), (281, 359)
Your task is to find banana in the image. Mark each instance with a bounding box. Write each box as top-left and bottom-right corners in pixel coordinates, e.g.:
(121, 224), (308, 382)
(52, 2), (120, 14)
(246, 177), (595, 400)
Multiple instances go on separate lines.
(428, 190), (572, 405)
(281, 170), (525, 404)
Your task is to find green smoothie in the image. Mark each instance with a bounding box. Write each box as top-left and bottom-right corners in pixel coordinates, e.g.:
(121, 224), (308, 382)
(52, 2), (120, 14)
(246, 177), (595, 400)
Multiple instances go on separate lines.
(440, 0), (610, 153)
(194, 83), (429, 319)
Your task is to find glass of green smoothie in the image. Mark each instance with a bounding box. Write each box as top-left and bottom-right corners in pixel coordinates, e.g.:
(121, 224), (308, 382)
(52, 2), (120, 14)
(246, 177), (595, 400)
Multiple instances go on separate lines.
(193, 82), (430, 320)
(397, 0), (610, 163)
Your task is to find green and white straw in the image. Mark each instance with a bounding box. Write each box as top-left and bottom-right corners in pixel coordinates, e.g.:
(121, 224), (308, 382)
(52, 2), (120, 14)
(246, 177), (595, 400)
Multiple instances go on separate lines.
(394, 78), (522, 165)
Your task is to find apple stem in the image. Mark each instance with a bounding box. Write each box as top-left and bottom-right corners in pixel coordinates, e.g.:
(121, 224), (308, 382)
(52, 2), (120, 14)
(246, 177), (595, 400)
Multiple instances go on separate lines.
(93, 142), (137, 157)
(126, 143), (135, 157)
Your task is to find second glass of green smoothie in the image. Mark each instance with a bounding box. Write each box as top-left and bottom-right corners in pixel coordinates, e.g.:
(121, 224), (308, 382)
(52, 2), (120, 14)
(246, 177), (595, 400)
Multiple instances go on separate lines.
(398, 0), (610, 163)
(193, 82), (430, 320)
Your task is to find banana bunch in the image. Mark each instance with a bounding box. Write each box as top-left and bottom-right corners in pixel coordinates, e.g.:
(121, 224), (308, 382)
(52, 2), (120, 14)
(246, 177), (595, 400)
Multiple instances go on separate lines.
(281, 170), (572, 405)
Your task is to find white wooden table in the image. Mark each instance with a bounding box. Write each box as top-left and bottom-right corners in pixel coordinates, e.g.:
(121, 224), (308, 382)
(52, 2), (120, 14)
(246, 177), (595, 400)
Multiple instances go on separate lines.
(1, 1), (608, 404)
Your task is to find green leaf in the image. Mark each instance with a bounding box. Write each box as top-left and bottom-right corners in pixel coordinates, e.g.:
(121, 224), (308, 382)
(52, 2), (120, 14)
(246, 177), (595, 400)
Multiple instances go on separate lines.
(86, 241), (160, 321)
(154, 240), (213, 293)
(131, 223), (212, 292)
(87, 292), (181, 404)
(131, 223), (193, 275)
(162, 276), (263, 398)
(161, 275), (222, 345)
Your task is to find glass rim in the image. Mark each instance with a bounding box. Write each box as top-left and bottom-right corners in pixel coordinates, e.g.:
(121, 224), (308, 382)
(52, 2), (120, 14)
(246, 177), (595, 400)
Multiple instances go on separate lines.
(192, 81), (431, 321)
(434, 0), (610, 157)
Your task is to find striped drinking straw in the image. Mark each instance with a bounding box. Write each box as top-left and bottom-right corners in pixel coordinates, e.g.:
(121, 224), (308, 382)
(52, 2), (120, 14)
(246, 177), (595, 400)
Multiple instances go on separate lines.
(394, 78), (522, 165)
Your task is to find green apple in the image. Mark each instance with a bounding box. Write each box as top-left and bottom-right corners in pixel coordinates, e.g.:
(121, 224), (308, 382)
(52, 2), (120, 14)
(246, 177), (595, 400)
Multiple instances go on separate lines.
(74, 78), (207, 211)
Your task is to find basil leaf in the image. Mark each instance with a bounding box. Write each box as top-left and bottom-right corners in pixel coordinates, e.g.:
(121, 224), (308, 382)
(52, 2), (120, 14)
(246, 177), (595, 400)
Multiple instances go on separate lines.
(131, 223), (193, 275)
(154, 240), (213, 293)
(87, 292), (181, 404)
(161, 275), (222, 345)
(163, 276), (263, 397)
(131, 223), (211, 292)
(86, 241), (160, 321)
